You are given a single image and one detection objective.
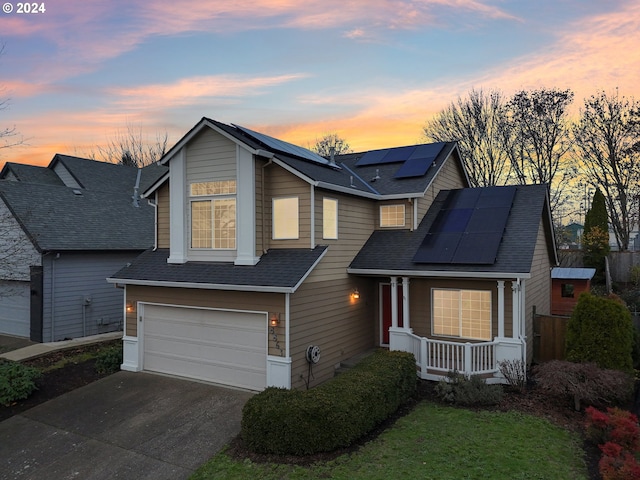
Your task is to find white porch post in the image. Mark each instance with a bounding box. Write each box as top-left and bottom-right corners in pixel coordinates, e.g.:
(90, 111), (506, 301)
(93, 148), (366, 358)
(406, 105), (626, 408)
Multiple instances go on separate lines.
(497, 280), (505, 338)
(390, 276), (398, 328)
(512, 280), (521, 339)
(402, 277), (410, 331)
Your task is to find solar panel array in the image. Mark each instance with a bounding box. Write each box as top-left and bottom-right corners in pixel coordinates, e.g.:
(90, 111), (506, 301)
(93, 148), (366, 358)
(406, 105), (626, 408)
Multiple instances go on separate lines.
(234, 124), (330, 166)
(355, 142), (446, 179)
(413, 186), (517, 265)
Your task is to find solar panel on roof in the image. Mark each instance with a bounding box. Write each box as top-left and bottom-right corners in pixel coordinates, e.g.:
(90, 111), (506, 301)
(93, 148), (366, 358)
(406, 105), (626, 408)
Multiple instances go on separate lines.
(408, 143), (445, 161)
(355, 149), (392, 166)
(413, 186), (516, 265)
(394, 156), (435, 178)
(234, 124), (330, 166)
(381, 145), (416, 163)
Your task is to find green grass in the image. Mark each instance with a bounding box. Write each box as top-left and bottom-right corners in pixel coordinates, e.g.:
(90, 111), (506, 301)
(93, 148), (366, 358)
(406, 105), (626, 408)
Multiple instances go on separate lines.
(190, 402), (588, 480)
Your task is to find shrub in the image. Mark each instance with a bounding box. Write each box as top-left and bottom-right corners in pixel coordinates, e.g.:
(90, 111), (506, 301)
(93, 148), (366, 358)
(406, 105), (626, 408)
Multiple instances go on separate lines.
(497, 359), (527, 392)
(599, 443), (640, 480)
(434, 371), (503, 406)
(0, 359), (41, 406)
(95, 344), (123, 375)
(533, 360), (633, 411)
(241, 350), (416, 455)
(565, 293), (634, 372)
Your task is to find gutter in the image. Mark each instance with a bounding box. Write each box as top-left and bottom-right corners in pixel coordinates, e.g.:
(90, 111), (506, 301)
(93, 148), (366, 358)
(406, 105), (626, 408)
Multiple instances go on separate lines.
(346, 267), (531, 280)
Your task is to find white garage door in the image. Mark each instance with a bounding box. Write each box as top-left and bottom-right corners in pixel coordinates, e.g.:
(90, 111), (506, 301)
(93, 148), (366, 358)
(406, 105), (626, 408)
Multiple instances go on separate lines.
(142, 304), (267, 391)
(0, 280), (30, 338)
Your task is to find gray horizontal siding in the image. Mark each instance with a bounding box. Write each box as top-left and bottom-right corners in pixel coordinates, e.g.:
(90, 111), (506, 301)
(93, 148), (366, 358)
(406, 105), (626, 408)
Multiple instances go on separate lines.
(42, 252), (139, 341)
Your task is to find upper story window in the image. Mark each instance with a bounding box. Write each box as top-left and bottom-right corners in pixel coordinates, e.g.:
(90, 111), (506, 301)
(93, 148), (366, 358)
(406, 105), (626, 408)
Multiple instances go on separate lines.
(323, 198), (338, 239)
(273, 197), (299, 239)
(380, 204), (405, 227)
(190, 180), (236, 250)
(432, 289), (492, 341)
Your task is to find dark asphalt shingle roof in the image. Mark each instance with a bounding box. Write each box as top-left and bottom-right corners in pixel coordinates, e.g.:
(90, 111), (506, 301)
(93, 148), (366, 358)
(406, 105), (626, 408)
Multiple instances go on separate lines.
(349, 184), (555, 275)
(0, 156), (168, 252)
(0, 163), (65, 185)
(109, 247), (327, 291)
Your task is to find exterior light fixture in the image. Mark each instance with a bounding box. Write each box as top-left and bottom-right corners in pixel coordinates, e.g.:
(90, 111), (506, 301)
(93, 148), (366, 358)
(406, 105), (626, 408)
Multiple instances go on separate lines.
(126, 302), (135, 314)
(352, 289), (360, 300)
(270, 313), (280, 327)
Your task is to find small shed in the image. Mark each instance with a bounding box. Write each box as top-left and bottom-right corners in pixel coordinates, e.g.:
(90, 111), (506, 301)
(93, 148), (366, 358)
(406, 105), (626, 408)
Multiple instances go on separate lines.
(551, 267), (596, 316)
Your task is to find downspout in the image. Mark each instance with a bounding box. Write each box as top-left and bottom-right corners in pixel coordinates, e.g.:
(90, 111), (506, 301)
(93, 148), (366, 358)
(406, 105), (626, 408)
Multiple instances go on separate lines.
(310, 185), (315, 249)
(50, 253), (59, 342)
(261, 158), (273, 254)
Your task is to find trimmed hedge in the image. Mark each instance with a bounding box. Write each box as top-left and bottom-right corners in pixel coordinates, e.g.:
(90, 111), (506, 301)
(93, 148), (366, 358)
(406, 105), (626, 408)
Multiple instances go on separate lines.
(241, 350), (416, 455)
(566, 293), (634, 372)
(0, 359), (41, 406)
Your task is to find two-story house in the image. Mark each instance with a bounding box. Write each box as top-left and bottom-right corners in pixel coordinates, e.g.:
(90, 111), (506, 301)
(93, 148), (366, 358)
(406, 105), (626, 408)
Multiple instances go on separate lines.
(108, 118), (557, 391)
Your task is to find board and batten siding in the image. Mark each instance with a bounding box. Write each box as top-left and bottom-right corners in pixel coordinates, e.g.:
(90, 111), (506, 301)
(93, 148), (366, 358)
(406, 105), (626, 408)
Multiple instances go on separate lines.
(156, 181), (170, 249)
(524, 219), (553, 364)
(404, 278), (511, 341)
(289, 276), (375, 390)
(264, 164), (311, 249)
(41, 252), (136, 341)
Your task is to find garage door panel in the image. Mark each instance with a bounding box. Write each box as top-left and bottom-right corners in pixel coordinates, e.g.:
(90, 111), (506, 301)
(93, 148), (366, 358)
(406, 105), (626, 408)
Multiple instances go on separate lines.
(0, 281), (30, 338)
(142, 304), (267, 391)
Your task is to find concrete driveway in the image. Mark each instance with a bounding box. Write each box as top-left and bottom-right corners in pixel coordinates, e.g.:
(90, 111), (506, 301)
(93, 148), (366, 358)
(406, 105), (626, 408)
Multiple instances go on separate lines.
(0, 371), (253, 480)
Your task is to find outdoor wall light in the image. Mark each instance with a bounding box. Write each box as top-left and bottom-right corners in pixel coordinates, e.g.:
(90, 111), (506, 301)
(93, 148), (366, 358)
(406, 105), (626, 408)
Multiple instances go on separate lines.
(270, 313), (280, 327)
(126, 302), (136, 314)
(352, 289), (360, 300)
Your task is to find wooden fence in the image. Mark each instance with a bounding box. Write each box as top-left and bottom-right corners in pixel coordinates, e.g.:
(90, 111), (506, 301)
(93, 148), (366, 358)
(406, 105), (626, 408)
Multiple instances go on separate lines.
(533, 314), (569, 364)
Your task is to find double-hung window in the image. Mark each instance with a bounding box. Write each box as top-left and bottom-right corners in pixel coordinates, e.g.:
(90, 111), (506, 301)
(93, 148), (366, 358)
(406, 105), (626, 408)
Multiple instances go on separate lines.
(190, 180), (236, 249)
(432, 289), (492, 340)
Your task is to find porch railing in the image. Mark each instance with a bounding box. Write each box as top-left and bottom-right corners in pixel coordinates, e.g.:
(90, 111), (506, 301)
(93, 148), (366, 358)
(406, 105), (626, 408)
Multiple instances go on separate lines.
(404, 332), (498, 380)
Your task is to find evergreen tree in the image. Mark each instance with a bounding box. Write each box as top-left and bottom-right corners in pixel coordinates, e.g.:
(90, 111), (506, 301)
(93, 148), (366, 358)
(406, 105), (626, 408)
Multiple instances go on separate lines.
(583, 189), (610, 283)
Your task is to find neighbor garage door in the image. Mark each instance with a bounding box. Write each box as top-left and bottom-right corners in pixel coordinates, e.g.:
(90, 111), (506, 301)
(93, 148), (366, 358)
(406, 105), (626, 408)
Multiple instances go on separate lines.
(142, 304), (267, 391)
(0, 280), (30, 338)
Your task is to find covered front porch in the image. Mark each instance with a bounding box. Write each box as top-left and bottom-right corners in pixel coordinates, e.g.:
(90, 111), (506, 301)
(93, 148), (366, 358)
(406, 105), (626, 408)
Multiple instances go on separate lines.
(381, 275), (527, 384)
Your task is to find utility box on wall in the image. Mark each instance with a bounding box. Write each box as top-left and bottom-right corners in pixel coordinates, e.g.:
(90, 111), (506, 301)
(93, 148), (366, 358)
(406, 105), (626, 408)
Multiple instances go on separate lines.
(551, 267), (596, 316)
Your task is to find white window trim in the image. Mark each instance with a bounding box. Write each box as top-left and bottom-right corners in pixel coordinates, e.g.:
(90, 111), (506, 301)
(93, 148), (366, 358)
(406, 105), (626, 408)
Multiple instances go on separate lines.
(380, 204), (405, 227)
(273, 196), (299, 240)
(322, 197), (338, 240)
(431, 288), (492, 341)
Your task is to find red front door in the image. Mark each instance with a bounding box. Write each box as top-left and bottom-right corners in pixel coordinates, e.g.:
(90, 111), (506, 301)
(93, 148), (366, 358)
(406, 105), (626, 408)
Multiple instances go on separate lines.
(381, 283), (403, 345)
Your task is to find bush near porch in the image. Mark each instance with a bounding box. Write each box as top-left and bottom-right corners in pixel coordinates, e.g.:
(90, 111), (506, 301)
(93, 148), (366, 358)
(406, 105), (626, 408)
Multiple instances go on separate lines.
(241, 350), (416, 456)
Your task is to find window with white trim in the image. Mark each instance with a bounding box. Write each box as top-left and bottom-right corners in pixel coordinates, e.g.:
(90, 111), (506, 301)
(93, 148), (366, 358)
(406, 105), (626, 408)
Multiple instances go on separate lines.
(273, 197), (299, 239)
(432, 289), (492, 340)
(190, 180), (236, 249)
(380, 204), (405, 227)
(323, 197), (338, 239)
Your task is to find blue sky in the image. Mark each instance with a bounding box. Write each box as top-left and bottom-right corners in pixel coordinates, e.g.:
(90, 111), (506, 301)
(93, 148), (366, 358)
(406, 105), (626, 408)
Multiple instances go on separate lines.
(0, 0), (638, 167)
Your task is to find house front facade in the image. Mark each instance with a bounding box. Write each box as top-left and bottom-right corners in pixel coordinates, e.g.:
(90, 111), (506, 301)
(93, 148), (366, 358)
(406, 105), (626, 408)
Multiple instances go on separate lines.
(109, 118), (557, 391)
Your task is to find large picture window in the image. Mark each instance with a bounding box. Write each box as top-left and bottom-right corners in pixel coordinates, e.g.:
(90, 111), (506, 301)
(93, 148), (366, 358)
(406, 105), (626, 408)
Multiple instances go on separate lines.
(273, 197), (299, 239)
(380, 204), (405, 227)
(432, 289), (492, 340)
(190, 180), (236, 250)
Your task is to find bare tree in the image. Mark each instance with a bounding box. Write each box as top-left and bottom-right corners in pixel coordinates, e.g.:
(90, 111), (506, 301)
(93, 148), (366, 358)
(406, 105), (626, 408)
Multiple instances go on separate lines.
(0, 45), (25, 156)
(88, 123), (169, 167)
(424, 88), (511, 187)
(501, 88), (575, 214)
(573, 90), (640, 251)
(310, 133), (352, 157)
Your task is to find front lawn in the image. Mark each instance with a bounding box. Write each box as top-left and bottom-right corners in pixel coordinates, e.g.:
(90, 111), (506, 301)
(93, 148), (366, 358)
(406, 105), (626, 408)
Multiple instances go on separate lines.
(191, 402), (588, 480)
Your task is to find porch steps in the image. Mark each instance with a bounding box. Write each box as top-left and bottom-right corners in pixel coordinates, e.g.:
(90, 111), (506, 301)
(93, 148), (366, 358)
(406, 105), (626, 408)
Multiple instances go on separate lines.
(334, 348), (378, 376)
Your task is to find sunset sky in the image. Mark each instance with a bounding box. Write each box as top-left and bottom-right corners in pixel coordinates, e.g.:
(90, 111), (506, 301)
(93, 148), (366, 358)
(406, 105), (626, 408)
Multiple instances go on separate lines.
(0, 0), (639, 169)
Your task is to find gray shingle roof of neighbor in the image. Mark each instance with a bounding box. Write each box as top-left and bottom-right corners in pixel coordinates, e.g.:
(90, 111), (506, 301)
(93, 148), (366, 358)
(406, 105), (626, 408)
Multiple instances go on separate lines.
(109, 247), (328, 291)
(0, 162), (65, 186)
(0, 156), (167, 252)
(349, 184), (556, 276)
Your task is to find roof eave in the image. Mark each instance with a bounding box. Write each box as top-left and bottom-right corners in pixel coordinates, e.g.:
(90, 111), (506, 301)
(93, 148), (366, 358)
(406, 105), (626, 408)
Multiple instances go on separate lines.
(347, 267), (531, 280)
(106, 277), (294, 293)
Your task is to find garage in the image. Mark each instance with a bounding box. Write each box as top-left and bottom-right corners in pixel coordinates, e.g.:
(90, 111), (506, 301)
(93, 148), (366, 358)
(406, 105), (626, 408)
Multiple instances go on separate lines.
(0, 280), (30, 338)
(141, 303), (267, 391)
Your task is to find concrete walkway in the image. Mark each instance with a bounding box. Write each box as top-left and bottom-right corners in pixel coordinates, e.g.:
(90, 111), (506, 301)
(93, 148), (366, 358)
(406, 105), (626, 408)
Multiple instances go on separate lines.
(0, 371), (252, 480)
(0, 331), (122, 362)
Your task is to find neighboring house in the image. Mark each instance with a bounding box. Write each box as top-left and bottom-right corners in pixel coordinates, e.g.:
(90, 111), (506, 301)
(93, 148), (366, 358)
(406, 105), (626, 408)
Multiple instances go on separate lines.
(108, 118), (557, 391)
(0, 155), (167, 341)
